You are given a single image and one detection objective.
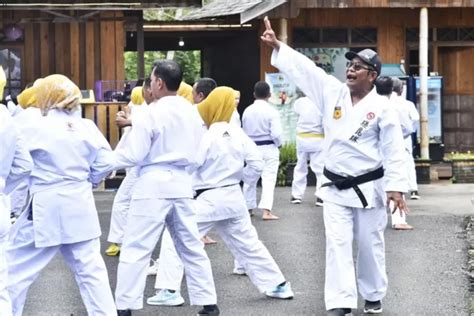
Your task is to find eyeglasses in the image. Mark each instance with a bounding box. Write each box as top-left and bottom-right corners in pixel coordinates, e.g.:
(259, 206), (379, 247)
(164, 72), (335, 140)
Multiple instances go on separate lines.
(346, 61), (374, 72)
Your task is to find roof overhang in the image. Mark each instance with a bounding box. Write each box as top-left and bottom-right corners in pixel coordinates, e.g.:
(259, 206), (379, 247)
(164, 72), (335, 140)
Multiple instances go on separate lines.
(181, 0), (287, 24)
(0, 1), (201, 10)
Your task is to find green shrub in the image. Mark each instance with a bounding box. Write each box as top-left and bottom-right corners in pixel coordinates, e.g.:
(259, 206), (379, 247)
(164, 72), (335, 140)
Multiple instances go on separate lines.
(277, 142), (297, 186)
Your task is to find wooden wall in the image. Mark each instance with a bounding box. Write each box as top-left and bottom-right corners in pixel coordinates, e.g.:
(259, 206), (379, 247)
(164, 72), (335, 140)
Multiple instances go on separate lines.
(0, 10), (125, 90)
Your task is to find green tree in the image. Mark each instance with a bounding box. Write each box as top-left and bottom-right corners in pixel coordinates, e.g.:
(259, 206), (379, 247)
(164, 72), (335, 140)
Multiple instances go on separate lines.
(124, 50), (201, 84)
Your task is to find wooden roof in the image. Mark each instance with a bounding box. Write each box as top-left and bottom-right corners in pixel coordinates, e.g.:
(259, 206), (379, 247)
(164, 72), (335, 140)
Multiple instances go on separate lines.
(0, 0), (201, 10)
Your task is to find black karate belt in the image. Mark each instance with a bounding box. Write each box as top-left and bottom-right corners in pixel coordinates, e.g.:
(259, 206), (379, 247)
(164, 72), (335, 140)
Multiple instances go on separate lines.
(194, 183), (239, 199)
(321, 166), (384, 208)
(254, 140), (274, 146)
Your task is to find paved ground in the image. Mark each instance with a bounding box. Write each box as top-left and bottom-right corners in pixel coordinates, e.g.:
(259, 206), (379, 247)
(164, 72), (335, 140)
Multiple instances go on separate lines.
(22, 182), (473, 315)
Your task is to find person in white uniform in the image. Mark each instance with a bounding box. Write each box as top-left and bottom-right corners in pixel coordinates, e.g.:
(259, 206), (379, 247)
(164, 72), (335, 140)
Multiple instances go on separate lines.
(392, 78), (421, 200)
(0, 95), (33, 316)
(290, 92), (325, 206)
(242, 81), (282, 220)
(147, 86), (294, 307)
(105, 80), (154, 257)
(261, 17), (408, 315)
(6, 74), (117, 316)
(110, 60), (219, 316)
(376, 76), (415, 231)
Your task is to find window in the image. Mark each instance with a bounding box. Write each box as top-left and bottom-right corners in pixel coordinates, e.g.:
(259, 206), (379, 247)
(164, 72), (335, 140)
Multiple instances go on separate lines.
(0, 48), (22, 98)
(293, 27), (377, 47)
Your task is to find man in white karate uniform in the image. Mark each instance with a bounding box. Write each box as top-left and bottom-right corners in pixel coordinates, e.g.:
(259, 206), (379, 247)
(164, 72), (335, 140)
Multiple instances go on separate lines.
(290, 93), (325, 206)
(111, 60), (219, 316)
(261, 17), (408, 315)
(242, 81), (282, 220)
(147, 87), (293, 307)
(0, 101), (33, 316)
(6, 74), (116, 316)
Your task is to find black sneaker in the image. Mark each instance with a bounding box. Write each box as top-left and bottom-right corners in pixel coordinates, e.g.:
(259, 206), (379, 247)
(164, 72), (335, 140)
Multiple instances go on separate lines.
(117, 310), (132, 316)
(410, 191), (420, 200)
(291, 197), (302, 204)
(327, 308), (352, 315)
(197, 304), (220, 315)
(363, 300), (382, 314)
(315, 197), (324, 207)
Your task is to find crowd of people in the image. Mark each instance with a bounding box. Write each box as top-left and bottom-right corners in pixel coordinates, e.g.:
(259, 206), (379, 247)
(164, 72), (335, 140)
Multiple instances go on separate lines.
(0, 16), (421, 316)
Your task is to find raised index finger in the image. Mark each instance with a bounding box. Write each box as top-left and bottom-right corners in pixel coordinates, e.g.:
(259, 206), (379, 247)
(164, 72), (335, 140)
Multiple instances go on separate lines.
(264, 16), (272, 31)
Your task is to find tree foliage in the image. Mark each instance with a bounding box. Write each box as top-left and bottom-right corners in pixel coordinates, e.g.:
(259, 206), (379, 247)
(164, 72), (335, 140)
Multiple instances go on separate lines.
(124, 50), (201, 85)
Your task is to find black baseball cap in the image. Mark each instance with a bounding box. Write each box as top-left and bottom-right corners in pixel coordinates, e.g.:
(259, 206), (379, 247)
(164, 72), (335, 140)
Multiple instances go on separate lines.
(345, 49), (382, 76)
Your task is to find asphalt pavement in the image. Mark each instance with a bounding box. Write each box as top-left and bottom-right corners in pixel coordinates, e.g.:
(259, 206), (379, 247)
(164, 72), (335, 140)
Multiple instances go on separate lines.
(22, 182), (473, 315)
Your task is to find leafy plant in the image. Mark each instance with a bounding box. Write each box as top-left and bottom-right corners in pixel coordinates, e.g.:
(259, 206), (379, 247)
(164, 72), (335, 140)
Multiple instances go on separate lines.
(124, 50), (201, 84)
(277, 142), (297, 186)
(444, 151), (474, 161)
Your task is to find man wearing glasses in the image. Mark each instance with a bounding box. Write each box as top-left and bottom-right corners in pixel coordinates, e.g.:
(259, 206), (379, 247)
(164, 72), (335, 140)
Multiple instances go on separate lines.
(260, 17), (408, 315)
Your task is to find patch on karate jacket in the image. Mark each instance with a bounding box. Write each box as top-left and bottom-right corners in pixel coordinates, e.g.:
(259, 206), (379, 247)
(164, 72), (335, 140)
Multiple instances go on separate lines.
(348, 115), (374, 143)
(333, 106), (342, 120)
(222, 131), (230, 137)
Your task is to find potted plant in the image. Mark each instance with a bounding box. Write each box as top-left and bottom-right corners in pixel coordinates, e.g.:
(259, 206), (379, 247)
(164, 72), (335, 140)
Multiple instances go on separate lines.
(444, 151), (474, 183)
(277, 142), (297, 186)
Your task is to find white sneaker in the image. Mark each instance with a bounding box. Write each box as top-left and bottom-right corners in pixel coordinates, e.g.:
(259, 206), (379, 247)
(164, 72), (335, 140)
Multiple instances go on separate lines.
(147, 289), (185, 306)
(147, 258), (159, 276)
(232, 266), (246, 275)
(264, 281), (294, 299)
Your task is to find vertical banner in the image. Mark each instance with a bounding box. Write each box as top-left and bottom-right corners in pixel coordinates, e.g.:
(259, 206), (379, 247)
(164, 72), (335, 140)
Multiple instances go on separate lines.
(265, 72), (297, 144)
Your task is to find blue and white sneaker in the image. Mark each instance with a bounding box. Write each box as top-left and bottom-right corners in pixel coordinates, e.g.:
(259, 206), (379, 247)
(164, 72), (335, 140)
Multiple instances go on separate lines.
(264, 281), (294, 299)
(146, 289), (185, 306)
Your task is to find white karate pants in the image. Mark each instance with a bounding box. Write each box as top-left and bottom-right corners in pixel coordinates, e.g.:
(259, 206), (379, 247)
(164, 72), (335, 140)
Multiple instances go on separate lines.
(115, 198), (216, 310)
(154, 228), (183, 291)
(7, 214), (115, 316)
(405, 149), (418, 192)
(243, 144), (279, 211)
(323, 201), (388, 310)
(107, 171), (138, 244)
(155, 214), (285, 293)
(0, 196), (12, 316)
(291, 149), (324, 199)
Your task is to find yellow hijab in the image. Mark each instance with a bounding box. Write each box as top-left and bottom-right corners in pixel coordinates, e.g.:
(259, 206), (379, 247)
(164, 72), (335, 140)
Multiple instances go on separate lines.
(197, 86), (236, 128)
(0, 67), (5, 98)
(34, 74), (81, 115)
(177, 81), (193, 104)
(17, 86), (37, 108)
(130, 86), (144, 105)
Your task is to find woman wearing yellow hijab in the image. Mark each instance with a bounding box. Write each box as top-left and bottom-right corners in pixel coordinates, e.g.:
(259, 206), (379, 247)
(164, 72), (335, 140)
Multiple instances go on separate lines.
(197, 86), (236, 127)
(150, 85), (295, 306)
(7, 73), (116, 314)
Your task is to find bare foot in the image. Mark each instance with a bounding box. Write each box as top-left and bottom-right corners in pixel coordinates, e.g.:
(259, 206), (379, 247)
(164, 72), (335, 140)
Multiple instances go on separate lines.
(201, 235), (217, 244)
(262, 209), (279, 220)
(392, 223), (414, 230)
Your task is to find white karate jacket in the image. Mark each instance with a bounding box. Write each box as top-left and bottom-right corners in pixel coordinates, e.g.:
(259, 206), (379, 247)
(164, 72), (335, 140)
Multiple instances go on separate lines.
(242, 100), (282, 147)
(16, 109), (112, 247)
(111, 96), (204, 200)
(192, 122), (263, 222)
